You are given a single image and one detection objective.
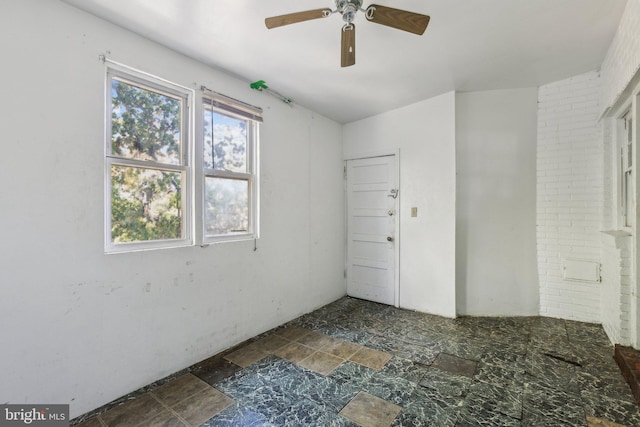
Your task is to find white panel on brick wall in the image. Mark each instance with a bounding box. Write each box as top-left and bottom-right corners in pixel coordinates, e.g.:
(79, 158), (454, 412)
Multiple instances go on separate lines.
(562, 258), (601, 283)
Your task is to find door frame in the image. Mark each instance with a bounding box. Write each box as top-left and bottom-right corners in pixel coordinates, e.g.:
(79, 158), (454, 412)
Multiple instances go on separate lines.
(344, 148), (401, 307)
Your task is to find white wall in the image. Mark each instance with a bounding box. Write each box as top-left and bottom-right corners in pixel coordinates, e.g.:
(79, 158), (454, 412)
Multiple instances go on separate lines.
(599, 0), (640, 346)
(536, 71), (603, 323)
(455, 89), (539, 316)
(600, 0), (640, 115)
(0, 0), (345, 418)
(343, 92), (457, 318)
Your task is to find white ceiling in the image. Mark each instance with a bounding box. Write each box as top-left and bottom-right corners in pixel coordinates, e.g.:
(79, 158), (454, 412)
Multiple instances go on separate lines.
(63, 0), (627, 123)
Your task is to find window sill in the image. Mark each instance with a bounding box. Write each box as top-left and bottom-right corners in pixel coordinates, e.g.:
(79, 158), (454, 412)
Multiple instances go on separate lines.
(601, 229), (633, 237)
(201, 234), (258, 247)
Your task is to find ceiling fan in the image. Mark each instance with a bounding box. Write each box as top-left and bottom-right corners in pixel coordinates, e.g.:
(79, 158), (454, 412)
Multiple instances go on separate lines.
(265, 0), (430, 67)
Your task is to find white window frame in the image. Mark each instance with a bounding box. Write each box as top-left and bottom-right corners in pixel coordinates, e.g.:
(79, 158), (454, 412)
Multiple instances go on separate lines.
(202, 92), (261, 244)
(105, 65), (194, 253)
(613, 99), (635, 232)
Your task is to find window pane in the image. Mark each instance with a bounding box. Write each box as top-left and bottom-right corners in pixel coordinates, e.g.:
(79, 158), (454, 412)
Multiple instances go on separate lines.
(111, 79), (182, 165)
(205, 177), (249, 236)
(111, 165), (182, 242)
(625, 171), (634, 227)
(204, 110), (247, 172)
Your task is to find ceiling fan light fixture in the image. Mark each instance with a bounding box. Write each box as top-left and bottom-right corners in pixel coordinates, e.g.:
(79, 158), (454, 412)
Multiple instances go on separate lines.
(265, 1), (429, 66)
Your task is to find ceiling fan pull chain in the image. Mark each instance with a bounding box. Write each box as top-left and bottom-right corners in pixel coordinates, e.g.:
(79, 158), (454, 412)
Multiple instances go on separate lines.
(365, 6), (376, 20)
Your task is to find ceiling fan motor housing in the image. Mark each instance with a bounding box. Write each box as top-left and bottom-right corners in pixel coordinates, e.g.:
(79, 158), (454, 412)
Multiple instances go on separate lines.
(335, 0), (363, 23)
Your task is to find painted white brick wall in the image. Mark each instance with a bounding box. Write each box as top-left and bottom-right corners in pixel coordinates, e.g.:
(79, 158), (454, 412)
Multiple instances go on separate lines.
(600, 0), (640, 114)
(599, 0), (640, 345)
(537, 71), (603, 322)
(601, 232), (632, 344)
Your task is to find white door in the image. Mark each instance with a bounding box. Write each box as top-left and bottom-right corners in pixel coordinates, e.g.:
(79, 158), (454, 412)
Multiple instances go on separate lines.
(346, 155), (398, 306)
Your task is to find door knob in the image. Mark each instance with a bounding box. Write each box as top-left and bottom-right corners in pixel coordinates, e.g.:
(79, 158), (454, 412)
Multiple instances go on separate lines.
(387, 236), (393, 242)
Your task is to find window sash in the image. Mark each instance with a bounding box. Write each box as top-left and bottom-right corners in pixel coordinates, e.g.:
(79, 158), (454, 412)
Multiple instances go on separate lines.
(204, 175), (255, 239)
(202, 91), (263, 123)
(105, 67), (193, 253)
(202, 98), (259, 243)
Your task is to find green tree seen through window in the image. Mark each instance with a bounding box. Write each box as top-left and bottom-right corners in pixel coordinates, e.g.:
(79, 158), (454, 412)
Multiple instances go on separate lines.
(110, 79), (184, 243)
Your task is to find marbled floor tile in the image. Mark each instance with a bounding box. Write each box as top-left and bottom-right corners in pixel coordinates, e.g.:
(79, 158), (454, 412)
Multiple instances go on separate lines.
(475, 362), (525, 389)
(582, 391), (640, 427)
(202, 403), (274, 427)
(330, 314), (382, 333)
(273, 398), (357, 427)
(419, 367), (473, 398)
(479, 350), (526, 371)
(302, 375), (360, 412)
(332, 361), (416, 406)
(330, 360), (377, 383)
(529, 316), (568, 331)
(314, 325), (373, 346)
(379, 356), (430, 384)
(339, 392), (402, 427)
(527, 335), (571, 354)
(522, 381), (587, 427)
(482, 338), (529, 357)
(72, 298), (640, 427)
(431, 353), (478, 378)
(465, 380), (523, 420)
(536, 346), (588, 368)
(399, 328), (445, 348)
(576, 367), (636, 403)
(571, 342), (616, 367)
(286, 315), (332, 332)
(565, 320), (612, 347)
(242, 385), (299, 424)
(365, 334), (405, 354)
(392, 385), (462, 427)
(249, 357), (316, 394)
(438, 338), (487, 361)
(393, 341), (441, 365)
(216, 356), (289, 399)
(524, 352), (581, 394)
(456, 402), (522, 427)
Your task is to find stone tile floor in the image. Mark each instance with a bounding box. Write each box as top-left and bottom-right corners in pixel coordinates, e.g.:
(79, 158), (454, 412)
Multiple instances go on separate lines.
(74, 297), (640, 426)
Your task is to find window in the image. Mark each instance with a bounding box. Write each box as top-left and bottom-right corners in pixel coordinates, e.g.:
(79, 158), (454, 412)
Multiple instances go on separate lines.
(202, 92), (261, 242)
(105, 68), (192, 252)
(618, 110), (634, 229)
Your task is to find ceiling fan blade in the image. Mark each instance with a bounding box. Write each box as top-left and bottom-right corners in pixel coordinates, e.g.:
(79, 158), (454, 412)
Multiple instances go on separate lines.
(265, 8), (332, 29)
(341, 24), (356, 67)
(365, 4), (430, 35)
